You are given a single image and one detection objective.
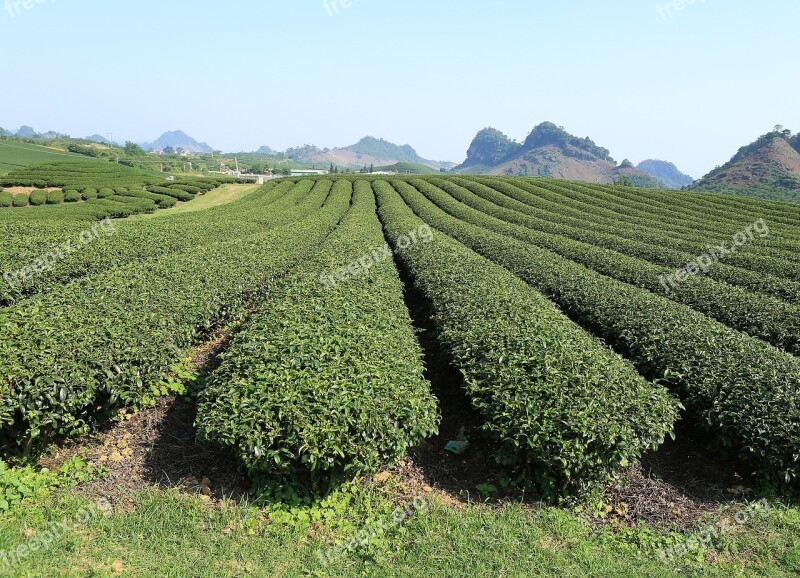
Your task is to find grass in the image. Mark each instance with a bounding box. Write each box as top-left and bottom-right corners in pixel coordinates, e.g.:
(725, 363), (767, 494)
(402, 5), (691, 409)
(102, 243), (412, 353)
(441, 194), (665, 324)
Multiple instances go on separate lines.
(0, 481), (798, 577)
(0, 141), (95, 175)
(129, 183), (261, 220)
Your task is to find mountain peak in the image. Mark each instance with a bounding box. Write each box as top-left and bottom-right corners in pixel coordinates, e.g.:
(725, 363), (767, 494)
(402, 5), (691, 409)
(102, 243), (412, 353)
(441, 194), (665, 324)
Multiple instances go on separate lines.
(343, 137), (427, 165)
(455, 122), (661, 186)
(16, 126), (38, 138)
(141, 130), (214, 153)
(692, 128), (800, 201)
(523, 122), (614, 163)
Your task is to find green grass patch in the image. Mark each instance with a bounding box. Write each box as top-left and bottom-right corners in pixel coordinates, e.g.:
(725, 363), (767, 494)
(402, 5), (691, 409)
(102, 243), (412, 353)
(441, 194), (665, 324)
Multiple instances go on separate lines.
(0, 484), (797, 577)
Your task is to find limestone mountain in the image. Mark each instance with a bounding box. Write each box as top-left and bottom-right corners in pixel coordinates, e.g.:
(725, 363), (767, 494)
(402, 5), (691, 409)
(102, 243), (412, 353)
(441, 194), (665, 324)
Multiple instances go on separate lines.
(454, 122), (663, 187)
(140, 130), (214, 154)
(691, 129), (800, 202)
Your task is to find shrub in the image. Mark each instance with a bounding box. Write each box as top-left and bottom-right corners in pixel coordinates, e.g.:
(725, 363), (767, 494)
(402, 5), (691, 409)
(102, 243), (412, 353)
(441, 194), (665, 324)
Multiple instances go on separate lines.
(0, 180), (349, 456)
(197, 181), (439, 489)
(82, 189), (98, 200)
(29, 190), (48, 206)
(64, 190), (82, 203)
(169, 184), (202, 194)
(148, 186), (194, 201)
(400, 177), (800, 486)
(374, 180), (678, 498)
(46, 191), (63, 205)
(0, 191), (12, 207)
(12, 194), (29, 207)
(97, 188), (115, 199)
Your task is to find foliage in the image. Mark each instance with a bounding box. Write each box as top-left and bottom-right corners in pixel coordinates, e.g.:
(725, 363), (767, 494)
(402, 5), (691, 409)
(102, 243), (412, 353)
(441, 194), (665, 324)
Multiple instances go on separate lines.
(375, 180), (677, 498)
(197, 181), (439, 491)
(399, 176), (800, 486)
(28, 190), (47, 206)
(0, 180), (348, 454)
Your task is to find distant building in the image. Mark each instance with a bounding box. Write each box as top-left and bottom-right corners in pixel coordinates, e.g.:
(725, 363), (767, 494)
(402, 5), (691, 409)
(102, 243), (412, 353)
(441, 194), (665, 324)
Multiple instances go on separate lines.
(290, 169), (330, 176)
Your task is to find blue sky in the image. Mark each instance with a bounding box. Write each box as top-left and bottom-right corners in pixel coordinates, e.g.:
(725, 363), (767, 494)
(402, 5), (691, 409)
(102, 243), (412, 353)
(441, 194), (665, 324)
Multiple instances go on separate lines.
(2, 0), (797, 176)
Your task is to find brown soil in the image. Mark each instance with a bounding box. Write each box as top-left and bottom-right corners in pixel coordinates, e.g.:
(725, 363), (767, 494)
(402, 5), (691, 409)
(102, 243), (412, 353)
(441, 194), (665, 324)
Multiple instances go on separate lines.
(39, 327), (247, 510)
(3, 186), (62, 194)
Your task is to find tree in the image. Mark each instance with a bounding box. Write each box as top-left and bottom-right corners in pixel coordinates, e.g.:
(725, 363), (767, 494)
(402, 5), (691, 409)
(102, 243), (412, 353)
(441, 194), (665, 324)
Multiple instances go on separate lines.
(614, 175), (632, 187)
(163, 146), (175, 155)
(124, 141), (145, 156)
(369, 164), (374, 173)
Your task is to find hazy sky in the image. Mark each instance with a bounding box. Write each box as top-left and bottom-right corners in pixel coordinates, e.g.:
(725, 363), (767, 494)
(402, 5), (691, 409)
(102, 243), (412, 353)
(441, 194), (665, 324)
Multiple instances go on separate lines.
(2, 0), (798, 177)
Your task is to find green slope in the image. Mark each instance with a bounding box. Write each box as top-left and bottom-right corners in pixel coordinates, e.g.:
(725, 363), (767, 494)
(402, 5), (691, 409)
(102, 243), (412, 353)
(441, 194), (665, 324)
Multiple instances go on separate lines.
(0, 140), (94, 174)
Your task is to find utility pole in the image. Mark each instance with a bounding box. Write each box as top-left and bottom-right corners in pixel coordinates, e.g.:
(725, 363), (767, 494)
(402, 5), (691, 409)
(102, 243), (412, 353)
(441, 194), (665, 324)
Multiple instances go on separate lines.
(235, 157), (239, 173)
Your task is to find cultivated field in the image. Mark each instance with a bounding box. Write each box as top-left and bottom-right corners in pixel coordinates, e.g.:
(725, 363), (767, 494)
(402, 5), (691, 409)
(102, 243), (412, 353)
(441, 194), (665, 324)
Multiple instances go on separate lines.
(0, 141), (92, 175)
(1, 172), (799, 577)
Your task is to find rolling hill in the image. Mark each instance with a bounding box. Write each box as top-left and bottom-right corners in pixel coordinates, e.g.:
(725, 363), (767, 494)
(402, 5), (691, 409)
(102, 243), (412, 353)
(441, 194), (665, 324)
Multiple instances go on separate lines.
(637, 160), (694, 189)
(453, 123), (664, 187)
(691, 128), (800, 202)
(0, 140), (97, 174)
(285, 137), (454, 171)
(375, 162), (441, 174)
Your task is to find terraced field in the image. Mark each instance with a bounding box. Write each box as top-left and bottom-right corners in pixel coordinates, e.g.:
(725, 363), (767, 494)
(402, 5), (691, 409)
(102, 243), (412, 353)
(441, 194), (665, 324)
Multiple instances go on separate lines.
(2, 174), (799, 497)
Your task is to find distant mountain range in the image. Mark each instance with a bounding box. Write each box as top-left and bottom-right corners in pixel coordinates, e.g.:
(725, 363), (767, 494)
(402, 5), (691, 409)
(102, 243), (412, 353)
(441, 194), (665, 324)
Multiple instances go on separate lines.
(7, 122), (800, 202)
(4, 125), (68, 140)
(139, 130), (215, 154)
(453, 123), (666, 188)
(690, 128), (800, 202)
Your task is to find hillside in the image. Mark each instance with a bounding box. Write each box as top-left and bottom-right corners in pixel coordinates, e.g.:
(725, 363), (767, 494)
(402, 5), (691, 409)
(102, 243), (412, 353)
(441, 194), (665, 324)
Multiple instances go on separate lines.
(454, 122), (663, 187)
(0, 140), (95, 174)
(141, 130), (214, 153)
(691, 129), (800, 202)
(285, 136), (453, 170)
(375, 162), (441, 174)
(637, 159), (694, 189)
(86, 134), (114, 145)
